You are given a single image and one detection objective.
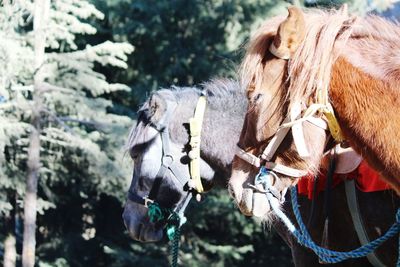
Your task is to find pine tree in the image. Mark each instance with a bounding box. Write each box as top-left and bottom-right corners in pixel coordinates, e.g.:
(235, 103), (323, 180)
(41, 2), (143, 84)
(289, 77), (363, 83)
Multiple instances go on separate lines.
(305, 0), (399, 14)
(0, 0), (133, 265)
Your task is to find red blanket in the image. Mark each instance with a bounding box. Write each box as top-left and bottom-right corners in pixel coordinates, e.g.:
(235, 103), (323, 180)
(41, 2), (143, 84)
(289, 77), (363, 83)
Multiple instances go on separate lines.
(297, 161), (391, 199)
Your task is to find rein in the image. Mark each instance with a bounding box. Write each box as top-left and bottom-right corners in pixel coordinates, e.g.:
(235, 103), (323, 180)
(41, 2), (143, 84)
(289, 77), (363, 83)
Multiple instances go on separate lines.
(128, 93), (207, 267)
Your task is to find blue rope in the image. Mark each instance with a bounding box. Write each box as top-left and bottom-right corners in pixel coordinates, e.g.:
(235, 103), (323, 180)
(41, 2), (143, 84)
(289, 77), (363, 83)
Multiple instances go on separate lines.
(256, 167), (400, 264)
(290, 186), (400, 264)
(398, 228), (400, 267)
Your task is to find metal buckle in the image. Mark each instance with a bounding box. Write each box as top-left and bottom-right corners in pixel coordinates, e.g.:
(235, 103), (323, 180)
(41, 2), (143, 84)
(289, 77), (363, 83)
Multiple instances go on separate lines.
(143, 197), (154, 208)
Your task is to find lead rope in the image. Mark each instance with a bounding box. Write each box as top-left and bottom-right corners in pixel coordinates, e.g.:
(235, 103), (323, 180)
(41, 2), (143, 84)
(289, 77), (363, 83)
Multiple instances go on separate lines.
(147, 203), (183, 267)
(170, 224), (180, 267)
(257, 167), (400, 264)
(290, 186), (400, 264)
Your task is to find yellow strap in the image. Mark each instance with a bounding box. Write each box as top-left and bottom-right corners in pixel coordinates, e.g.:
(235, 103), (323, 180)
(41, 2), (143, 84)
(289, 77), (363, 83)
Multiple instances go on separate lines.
(302, 101), (344, 143)
(314, 86), (344, 142)
(189, 95), (207, 193)
(323, 103), (344, 142)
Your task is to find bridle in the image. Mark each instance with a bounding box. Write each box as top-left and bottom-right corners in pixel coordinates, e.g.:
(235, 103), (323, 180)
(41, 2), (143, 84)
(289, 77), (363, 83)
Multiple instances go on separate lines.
(236, 104), (329, 203)
(128, 93), (207, 229)
(236, 104), (330, 176)
(235, 46), (344, 203)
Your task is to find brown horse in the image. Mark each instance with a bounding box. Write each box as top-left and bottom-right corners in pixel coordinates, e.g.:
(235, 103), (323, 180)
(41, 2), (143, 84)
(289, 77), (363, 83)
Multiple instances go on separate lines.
(229, 6), (400, 218)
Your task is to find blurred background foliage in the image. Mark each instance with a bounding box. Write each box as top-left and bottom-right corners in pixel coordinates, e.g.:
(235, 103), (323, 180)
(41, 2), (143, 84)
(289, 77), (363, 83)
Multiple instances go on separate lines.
(0, 0), (399, 266)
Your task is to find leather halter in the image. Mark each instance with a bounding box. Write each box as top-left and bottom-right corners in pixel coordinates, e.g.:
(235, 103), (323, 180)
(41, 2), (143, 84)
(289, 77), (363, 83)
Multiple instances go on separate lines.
(128, 94), (207, 220)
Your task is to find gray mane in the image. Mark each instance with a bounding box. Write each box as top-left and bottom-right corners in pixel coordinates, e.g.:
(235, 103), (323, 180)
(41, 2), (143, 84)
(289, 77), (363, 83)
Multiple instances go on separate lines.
(161, 78), (243, 109)
(126, 78), (246, 160)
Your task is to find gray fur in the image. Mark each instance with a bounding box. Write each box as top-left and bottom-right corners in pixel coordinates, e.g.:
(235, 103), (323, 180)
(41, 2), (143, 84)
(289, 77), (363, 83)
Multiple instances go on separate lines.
(123, 78), (247, 242)
(127, 78), (247, 177)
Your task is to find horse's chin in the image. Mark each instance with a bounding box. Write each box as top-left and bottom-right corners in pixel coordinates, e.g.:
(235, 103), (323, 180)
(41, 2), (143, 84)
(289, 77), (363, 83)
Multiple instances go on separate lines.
(128, 222), (164, 242)
(123, 202), (164, 242)
(239, 187), (271, 218)
(228, 171), (272, 218)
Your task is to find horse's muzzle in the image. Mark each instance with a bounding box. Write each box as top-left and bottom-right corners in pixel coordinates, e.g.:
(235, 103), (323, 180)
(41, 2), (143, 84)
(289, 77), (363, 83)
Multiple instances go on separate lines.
(123, 200), (163, 242)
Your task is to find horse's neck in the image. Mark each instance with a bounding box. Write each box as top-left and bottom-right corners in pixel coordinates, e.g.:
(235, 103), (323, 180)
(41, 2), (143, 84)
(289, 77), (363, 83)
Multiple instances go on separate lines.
(200, 102), (246, 184)
(330, 57), (400, 193)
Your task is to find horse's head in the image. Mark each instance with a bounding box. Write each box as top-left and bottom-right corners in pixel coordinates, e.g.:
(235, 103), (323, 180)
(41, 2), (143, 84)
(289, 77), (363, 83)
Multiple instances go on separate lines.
(123, 90), (215, 242)
(229, 6), (349, 218)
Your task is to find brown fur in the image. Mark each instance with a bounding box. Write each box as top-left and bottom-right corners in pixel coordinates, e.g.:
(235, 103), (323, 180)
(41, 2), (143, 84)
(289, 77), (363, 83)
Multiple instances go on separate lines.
(229, 6), (400, 217)
(330, 57), (400, 193)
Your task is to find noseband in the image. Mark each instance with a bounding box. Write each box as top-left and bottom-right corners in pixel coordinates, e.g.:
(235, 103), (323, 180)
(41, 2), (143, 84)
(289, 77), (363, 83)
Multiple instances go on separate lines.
(128, 93), (207, 232)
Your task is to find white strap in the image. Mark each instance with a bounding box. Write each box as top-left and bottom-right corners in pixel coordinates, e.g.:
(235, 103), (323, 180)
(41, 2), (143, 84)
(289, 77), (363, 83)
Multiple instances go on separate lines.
(306, 116), (328, 130)
(261, 104), (328, 162)
(235, 146), (260, 167)
(236, 103), (328, 177)
(264, 162), (308, 177)
(291, 103), (310, 158)
(261, 115), (291, 161)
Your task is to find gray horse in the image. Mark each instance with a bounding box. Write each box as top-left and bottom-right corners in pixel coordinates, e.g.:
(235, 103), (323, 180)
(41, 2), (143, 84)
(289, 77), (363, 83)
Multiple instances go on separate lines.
(122, 79), (398, 266)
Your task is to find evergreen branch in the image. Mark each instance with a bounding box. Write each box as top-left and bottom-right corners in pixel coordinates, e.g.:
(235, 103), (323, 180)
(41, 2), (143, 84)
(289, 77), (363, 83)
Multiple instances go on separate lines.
(58, 117), (105, 130)
(38, 82), (74, 94)
(42, 109), (75, 135)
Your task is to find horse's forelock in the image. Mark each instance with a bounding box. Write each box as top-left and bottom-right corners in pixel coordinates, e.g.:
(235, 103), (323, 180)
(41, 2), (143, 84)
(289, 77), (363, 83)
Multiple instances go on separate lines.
(125, 91), (170, 152)
(125, 108), (150, 153)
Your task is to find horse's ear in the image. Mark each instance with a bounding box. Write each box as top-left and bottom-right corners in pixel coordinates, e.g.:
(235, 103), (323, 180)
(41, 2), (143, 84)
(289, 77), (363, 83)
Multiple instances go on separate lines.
(149, 93), (167, 123)
(269, 6), (305, 59)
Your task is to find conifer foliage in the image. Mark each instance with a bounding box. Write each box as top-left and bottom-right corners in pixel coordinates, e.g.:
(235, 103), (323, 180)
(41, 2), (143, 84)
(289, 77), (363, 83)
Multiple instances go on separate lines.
(0, 0), (398, 266)
(0, 0), (133, 266)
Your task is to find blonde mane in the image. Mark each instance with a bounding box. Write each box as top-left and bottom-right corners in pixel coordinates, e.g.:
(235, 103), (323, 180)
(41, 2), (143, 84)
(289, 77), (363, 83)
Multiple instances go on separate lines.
(240, 7), (400, 112)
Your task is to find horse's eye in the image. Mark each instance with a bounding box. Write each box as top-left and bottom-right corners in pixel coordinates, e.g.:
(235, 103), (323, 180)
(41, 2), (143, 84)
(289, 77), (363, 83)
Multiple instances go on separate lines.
(253, 93), (263, 102)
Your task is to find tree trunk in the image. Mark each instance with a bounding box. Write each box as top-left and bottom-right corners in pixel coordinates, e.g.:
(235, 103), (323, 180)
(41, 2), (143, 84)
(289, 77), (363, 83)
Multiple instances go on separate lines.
(3, 234), (16, 267)
(21, 1), (49, 267)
